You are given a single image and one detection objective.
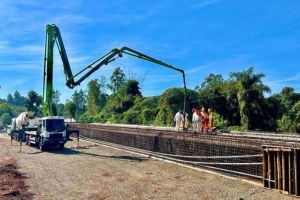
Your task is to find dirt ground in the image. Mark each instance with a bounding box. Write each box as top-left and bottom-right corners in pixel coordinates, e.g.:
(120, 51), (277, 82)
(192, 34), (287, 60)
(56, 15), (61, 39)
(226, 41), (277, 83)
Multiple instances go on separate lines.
(0, 156), (34, 200)
(0, 133), (297, 200)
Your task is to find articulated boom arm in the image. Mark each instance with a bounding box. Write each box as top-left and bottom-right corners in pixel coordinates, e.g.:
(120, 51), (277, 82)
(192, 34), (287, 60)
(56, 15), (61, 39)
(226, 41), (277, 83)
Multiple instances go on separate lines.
(44, 24), (186, 118)
(43, 24), (74, 116)
(116, 47), (187, 118)
(66, 47), (187, 118)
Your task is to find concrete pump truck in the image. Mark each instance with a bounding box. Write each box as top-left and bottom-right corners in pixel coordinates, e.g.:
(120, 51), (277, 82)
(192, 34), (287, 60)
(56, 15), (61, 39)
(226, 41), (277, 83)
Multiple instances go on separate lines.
(12, 23), (187, 151)
(11, 24), (75, 150)
(11, 24), (78, 150)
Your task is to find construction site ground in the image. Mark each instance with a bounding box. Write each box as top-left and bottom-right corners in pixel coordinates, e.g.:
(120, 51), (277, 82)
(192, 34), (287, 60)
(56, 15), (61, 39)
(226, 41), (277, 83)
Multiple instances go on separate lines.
(0, 133), (296, 200)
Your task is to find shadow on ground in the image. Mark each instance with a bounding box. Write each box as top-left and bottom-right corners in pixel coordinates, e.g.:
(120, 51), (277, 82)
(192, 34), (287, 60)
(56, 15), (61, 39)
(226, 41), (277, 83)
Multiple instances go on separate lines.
(47, 147), (149, 162)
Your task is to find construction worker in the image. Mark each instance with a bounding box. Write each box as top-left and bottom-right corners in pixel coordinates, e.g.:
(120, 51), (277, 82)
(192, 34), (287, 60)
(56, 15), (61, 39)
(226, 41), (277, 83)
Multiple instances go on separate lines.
(182, 111), (189, 131)
(192, 108), (201, 132)
(200, 107), (208, 133)
(174, 111), (183, 132)
(208, 108), (214, 132)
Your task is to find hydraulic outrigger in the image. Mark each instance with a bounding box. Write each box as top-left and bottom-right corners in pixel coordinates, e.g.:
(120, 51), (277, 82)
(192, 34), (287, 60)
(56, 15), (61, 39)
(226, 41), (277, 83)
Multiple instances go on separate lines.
(44, 24), (187, 126)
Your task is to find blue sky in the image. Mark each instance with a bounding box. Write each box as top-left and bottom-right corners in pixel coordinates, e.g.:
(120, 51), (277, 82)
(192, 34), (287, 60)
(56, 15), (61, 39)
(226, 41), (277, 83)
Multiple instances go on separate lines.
(0, 0), (300, 103)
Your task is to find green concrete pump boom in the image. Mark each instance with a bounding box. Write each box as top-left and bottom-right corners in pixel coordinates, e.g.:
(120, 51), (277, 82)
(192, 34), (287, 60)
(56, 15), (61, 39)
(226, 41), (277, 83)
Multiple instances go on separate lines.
(43, 24), (74, 116)
(44, 24), (187, 120)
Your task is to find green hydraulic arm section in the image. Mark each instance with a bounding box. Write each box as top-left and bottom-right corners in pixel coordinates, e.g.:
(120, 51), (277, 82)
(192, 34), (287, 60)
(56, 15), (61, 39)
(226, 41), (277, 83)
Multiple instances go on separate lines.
(44, 24), (74, 116)
(44, 24), (187, 121)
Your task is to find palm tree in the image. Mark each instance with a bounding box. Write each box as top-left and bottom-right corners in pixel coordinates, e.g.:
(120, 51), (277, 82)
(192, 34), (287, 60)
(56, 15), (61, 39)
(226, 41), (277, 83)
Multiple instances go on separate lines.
(229, 67), (271, 130)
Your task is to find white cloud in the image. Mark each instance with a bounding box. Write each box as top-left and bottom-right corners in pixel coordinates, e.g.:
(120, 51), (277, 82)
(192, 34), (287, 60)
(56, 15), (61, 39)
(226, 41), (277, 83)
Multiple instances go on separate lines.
(264, 74), (300, 94)
(10, 78), (27, 86)
(198, 0), (220, 7)
(0, 61), (42, 72)
(187, 0), (220, 10)
(0, 40), (10, 51)
(185, 55), (252, 76)
(18, 45), (44, 55)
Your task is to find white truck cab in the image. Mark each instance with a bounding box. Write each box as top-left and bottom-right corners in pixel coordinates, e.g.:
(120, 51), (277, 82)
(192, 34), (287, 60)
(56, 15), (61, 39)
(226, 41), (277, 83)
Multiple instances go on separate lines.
(37, 116), (67, 150)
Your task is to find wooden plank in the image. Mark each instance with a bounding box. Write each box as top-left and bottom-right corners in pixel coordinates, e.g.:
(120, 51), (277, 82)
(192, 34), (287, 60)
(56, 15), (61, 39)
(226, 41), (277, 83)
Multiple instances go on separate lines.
(268, 151), (272, 188)
(282, 152), (286, 191)
(263, 148), (280, 152)
(263, 150), (268, 187)
(263, 148), (292, 152)
(282, 149), (292, 152)
(274, 152), (278, 189)
(277, 151), (282, 190)
(295, 150), (299, 196)
(289, 152), (292, 194)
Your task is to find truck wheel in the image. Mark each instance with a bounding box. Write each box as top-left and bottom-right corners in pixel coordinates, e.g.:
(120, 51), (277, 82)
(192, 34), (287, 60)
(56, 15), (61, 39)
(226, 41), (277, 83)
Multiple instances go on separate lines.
(39, 137), (45, 151)
(35, 137), (39, 148)
(26, 135), (29, 145)
(59, 144), (64, 150)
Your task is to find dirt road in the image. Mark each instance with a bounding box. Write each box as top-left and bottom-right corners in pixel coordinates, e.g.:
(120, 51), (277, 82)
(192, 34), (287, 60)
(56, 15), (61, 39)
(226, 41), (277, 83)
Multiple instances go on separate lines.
(0, 133), (296, 200)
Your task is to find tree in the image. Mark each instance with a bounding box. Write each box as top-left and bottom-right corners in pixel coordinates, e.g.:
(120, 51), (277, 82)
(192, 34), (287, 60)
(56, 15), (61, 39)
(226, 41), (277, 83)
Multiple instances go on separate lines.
(64, 101), (77, 118)
(124, 79), (142, 97)
(123, 66), (148, 92)
(6, 91), (26, 106)
(195, 74), (228, 119)
(0, 103), (13, 117)
(44, 89), (63, 116)
(24, 90), (43, 116)
(0, 113), (12, 126)
(71, 89), (87, 120)
(98, 76), (108, 109)
(229, 67), (271, 130)
(279, 87), (300, 114)
(132, 96), (160, 125)
(107, 67), (125, 94)
(52, 90), (61, 104)
(100, 79), (143, 123)
(293, 101), (300, 133)
(7, 94), (13, 104)
(274, 87), (300, 133)
(154, 87), (195, 126)
(117, 79), (142, 113)
(98, 76), (107, 93)
(13, 91), (25, 106)
(56, 103), (64, 116)
(123, 110), (141, 124)
(222, 80), (240, 127)
(86, 79), (101, 116)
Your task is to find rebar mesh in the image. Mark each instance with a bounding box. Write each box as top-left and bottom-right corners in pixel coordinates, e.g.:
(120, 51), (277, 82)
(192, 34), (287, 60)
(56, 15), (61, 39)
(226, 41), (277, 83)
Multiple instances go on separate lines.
(69, 123), (300, 180)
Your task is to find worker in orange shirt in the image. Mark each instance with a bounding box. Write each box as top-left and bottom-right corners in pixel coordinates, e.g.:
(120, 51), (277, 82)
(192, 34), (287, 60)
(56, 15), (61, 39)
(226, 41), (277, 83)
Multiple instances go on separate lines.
(200, 107), (208, 133)
(208, 108), (214, 132)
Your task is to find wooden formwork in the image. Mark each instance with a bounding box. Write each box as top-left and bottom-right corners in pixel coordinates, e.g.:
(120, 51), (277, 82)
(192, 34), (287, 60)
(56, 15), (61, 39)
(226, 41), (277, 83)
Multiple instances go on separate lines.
(262, 145), (300, 196)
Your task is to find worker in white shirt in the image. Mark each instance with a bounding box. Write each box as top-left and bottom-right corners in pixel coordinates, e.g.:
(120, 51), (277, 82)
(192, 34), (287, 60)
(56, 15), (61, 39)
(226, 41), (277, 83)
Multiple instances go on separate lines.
(174, 111), (183, 132)
(192, 108), (201, 132)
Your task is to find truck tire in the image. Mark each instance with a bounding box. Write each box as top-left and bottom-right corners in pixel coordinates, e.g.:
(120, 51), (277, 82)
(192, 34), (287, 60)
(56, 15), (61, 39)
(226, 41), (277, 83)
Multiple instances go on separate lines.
(26, 135), (29, 145)
(35, 137), (39, 148)
(59, 144), (64, 150)
(38, 137), (45, 151)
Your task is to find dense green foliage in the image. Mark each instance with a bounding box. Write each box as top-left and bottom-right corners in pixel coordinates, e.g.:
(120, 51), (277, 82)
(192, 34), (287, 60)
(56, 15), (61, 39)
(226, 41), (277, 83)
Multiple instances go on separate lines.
(1, 66), (300, 134)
